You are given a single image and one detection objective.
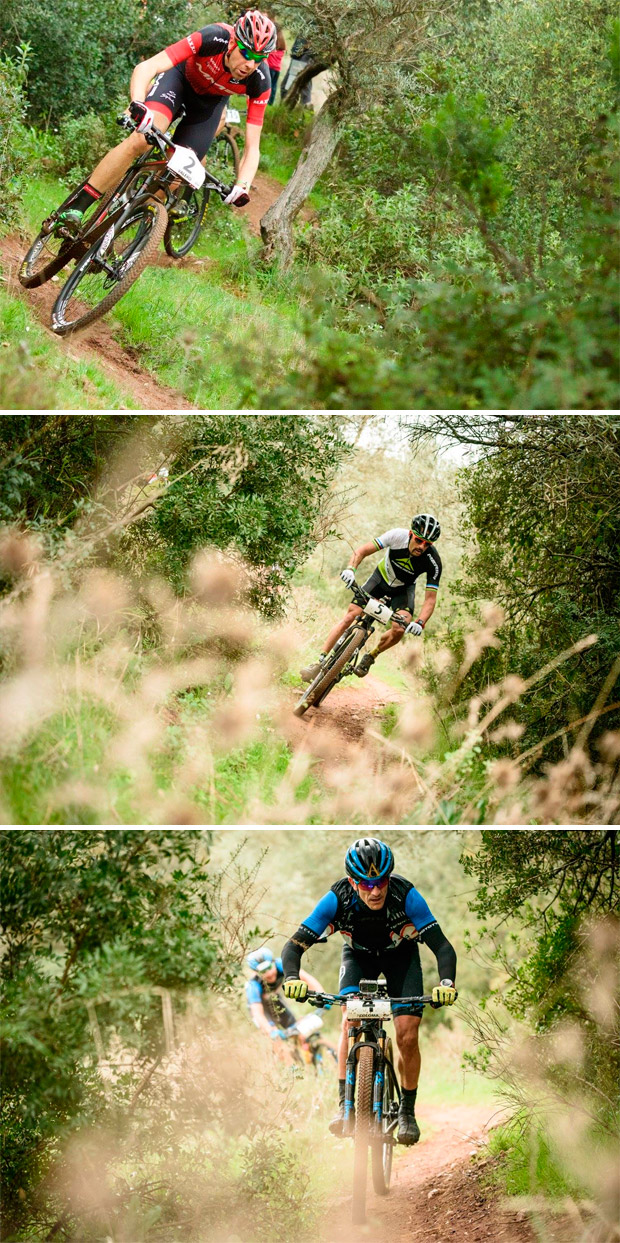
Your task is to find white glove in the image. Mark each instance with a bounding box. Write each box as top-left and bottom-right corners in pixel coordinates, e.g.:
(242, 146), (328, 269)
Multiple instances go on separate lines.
(224, 183), (250, 206)
(128, 101), (155, 133)
(340, 568), (356, 588)
(405, 619), (424, 636)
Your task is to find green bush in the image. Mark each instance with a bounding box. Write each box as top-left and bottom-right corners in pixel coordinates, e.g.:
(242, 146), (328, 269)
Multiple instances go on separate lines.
(0, 47), (30, 225)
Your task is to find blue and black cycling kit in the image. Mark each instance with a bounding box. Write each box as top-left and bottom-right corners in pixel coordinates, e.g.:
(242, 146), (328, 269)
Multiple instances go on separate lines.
(281, 875), (456, 1016)
(245, 957), (296, 1029)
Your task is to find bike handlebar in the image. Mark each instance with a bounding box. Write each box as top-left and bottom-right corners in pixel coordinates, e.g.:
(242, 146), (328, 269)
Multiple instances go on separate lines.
(301, 990), (440, 1009)
(116, 114), (233, 201)
(348, 581), (409, 630)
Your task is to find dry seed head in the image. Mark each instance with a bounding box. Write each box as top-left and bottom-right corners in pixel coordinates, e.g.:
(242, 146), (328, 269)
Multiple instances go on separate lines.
(0, 530), (42, 575)
(493, 801), (526, 824)
(481, 603), (506, 629)
(79, 570), (129, 625)
(404, 643), (425, 673)
(488, 758), (520, 792)
(597, 730), (620, 762)
(501, 675), (527, 699)
(191, 549), (239, 607)
(490, 720), (525, 743)
(428, 646), (453, 674)
(397, 698), (435, 748)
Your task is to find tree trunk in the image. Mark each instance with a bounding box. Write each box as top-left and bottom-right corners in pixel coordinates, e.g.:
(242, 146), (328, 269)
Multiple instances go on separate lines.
(260, 96), (344, 268)
(281, 61), (327, 109)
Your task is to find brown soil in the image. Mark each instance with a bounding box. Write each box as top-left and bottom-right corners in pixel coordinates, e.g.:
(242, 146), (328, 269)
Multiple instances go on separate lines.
(0, 233), (195, 410)
(282, 672), (404, 764)
(319, 1103), (535, 1243)
(238, 170), (316, 236)
(0, 170), (294, 410)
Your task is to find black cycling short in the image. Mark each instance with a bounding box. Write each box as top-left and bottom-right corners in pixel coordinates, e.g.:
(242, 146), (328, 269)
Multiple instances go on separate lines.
(361, 568), (416, 615)
(338, 942), (424, 1016)
(146, 65), (226, 159)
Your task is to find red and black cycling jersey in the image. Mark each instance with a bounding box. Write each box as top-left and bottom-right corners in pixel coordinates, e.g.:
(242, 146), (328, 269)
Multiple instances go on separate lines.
(164, 23), (271, 126)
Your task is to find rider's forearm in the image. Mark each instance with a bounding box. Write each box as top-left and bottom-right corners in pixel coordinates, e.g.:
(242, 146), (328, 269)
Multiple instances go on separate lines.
(419, 922), (457, 982)
(130, 52), (174, 102)
(282, 925), (320, 978)
(346, 540), (378, 571)
(250, 1002), (273, 1034)
(237, 131), (261, 188)
(417, 593), (437, 627)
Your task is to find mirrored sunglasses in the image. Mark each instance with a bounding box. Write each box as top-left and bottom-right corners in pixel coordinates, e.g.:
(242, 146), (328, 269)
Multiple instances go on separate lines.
(237, 41), (264, 62)
(356, 876), (389, 892)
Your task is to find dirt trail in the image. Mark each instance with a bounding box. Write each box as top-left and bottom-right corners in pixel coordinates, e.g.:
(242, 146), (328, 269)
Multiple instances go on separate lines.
(282, 672), (405, 765)
(320, 1102), (534, 1243)
(0, 172), (291, 409)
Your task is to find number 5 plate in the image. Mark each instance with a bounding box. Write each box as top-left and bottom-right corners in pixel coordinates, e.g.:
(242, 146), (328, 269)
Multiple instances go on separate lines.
(167, 144), (205, 189)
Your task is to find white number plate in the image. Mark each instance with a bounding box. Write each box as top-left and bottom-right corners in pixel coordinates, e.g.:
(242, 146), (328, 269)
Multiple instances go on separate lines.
(226, 107), (241, 123)
(346, 996), (392, 1021)
(167, 144), (205, 189)
(295, 1013), (323, 1038)
(364, 598), (393, 625)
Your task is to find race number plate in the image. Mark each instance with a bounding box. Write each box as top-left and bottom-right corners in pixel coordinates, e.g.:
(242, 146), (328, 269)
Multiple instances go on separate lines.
(167, 144), (206, 189)
(346, 996), (392, 1020)
(225, 107), (241, 123)
(363, 598), (393, 625)
(295, 1013), (323, 1038)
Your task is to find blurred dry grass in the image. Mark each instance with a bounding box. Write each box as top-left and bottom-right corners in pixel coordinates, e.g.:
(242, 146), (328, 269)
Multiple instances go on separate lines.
(0, 527), (619, 826)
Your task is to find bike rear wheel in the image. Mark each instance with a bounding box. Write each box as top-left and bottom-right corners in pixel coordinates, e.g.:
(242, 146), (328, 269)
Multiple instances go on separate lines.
(371, 1038), (397, 1195)
(18, 191), (115, 289)
(352, 1044), (374, 1225)
(211, 130), (241, 181)
(51, 198), (167, 335)
(164, 185), (210, 257)
(311, 1040), (338, 1075)
(293, 628), (366, 717)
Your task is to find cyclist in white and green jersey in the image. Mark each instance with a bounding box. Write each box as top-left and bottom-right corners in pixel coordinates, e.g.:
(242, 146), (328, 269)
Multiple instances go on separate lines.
(301, 513), (442, 682)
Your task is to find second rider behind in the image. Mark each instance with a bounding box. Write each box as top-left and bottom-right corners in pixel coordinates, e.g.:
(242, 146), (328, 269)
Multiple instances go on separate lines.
(281, 837), (457, 1145)
(56, 10), (276, 230)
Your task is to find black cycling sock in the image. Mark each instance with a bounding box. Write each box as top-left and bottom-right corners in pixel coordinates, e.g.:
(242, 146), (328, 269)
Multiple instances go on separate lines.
(70, 183), (103, 214)
(338, 1078), (346, 1106)
(401, 1087), (418, 1109)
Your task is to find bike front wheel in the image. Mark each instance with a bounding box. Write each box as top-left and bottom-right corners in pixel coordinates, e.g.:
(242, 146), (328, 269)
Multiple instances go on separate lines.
(371, 1037), (397, 1195)
(352, 1044), (374, 1225)
(164, 185), (210, 258)
(293, 628), (366, 717)
(51, 198), (167, 335)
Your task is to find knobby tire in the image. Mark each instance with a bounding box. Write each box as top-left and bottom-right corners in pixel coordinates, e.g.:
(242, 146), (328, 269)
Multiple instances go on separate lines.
(293, 628), (366, 717)
(352, 1044), (374, 1225)
(19, 191), (114, 289)
(371, 1038), (396, 1195)
(163, 185), (210, 258)
(51, 199), (167, 335)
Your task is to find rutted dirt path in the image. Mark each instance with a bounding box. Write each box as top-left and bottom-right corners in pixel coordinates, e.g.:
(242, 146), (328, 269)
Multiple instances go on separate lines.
(0, 233), (195, 410)
(320, 1102), (534, 1243)
(282, 672), (406, 764)
(0, 172), (292, 410)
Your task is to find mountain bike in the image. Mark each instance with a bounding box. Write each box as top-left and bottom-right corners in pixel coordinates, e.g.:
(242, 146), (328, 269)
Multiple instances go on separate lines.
(19, 115), (233, 334)
(301, 982), (447, 1225)
(294, 581), (409, 718)
(284, 1012), (338, 1074)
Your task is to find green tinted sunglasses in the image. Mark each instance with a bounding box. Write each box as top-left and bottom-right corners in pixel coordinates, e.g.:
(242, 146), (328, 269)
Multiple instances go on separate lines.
(237, 41), (264, 62)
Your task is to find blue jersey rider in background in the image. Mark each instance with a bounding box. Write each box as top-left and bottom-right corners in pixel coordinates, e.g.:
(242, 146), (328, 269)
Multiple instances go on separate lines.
(280, 838), (457, 1145)
(245, 949), (323, 1056)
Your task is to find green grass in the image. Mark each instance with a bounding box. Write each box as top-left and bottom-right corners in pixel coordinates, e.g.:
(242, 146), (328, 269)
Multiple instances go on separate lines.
(0, 284), (137, 409)
(486, 1113), (586, 1200)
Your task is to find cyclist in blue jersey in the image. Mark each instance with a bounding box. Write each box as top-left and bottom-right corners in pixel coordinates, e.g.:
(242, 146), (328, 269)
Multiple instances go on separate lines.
(245, 948), (323, 1058)
(281, 838), (457, 1145)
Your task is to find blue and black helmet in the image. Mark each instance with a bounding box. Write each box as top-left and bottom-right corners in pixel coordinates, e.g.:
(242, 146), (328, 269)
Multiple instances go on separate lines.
(345, 837), (394, 884)
(247, 947), (275, 974)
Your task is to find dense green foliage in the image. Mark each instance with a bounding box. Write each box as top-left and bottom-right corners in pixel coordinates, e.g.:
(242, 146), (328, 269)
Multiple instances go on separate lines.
(146, 415), (350, 604)
(0, 0), (195, 124)
(0, 48), (30, 225)
(410, 415), (620, 757)
(0, 830), (231, 1235)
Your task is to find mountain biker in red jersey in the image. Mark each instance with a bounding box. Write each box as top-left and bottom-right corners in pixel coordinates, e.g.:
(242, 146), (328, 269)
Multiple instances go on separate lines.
(281, 837), (457, 1145)
(55, 10), (276, 230)
(301, 513), (442, 683)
